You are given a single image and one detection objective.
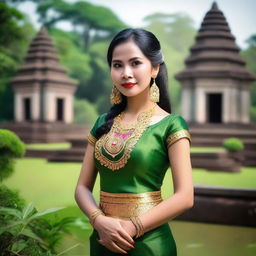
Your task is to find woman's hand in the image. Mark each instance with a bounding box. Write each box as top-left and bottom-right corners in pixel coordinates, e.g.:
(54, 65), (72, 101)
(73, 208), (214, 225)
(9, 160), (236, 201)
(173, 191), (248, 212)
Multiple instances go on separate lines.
(119, 219), (137, 238)
(93, 215), (135, 254)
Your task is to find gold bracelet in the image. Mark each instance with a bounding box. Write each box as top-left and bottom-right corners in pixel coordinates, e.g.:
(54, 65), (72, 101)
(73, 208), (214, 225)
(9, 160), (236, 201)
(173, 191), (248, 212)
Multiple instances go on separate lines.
(130, 217), (139, 238)
(89, 209), (105, 226)
(136, 216), (145, 237)
(130, 216), (145, 238)
(131, 217), (143, 238)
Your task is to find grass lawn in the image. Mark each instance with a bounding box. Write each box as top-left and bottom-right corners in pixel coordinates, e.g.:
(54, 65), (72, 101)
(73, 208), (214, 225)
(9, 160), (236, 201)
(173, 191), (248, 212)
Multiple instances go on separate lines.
(190, 147), (226, 153)
(4, 158), (256, 211)
(192, 167), (256, 189)
(25, 144), (227, 152)
(26, 142), (71, 150)
(3, 154), (256, 256)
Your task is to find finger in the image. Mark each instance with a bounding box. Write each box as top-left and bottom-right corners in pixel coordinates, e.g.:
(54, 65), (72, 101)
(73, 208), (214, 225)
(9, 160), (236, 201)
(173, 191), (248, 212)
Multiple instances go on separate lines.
(116, 236), (134, 250)
(110, 241), (129, 254)
(98, 239), (129, 254)
(98, 239), (105, 246)
(115, 241), (132, 251)
(118, 229), (135, 245)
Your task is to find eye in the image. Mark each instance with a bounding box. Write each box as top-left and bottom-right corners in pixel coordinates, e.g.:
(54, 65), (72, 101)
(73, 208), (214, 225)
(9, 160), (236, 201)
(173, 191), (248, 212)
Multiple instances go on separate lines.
(132, 61), (142, 66)
(112, 63), (121, 68)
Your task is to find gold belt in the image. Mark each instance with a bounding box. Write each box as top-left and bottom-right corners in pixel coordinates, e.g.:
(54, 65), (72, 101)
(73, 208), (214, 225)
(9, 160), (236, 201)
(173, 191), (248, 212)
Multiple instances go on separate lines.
(99, 190), (162, 220)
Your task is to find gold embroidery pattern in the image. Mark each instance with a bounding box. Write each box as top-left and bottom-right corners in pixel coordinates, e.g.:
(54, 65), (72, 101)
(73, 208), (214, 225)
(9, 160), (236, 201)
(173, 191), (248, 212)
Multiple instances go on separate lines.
(95, 104), (157, 171)
(102, 129), (134, 158)
(166, 129), (192, 148)
(100, 190), (162, 220)
(87, 133), (97, 146)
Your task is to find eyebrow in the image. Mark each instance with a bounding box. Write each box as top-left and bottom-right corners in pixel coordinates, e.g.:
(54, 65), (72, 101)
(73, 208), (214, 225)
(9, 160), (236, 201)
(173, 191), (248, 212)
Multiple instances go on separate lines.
(112, 57), (142, 63)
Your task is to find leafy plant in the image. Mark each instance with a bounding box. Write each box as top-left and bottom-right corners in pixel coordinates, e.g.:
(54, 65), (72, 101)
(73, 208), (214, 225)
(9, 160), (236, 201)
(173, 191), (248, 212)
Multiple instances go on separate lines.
(32, 216), (79, 252)
(223, 137), (244, 152)
(0, 203), (80, 256)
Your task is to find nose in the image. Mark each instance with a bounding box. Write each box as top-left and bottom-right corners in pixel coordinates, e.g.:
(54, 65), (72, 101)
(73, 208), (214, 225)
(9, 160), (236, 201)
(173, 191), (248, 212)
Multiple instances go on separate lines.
(122, 65), (133, 79)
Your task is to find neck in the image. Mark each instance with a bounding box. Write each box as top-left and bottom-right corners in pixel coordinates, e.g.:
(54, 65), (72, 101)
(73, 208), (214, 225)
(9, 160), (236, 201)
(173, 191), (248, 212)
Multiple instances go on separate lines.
(125, 88), (155, 115)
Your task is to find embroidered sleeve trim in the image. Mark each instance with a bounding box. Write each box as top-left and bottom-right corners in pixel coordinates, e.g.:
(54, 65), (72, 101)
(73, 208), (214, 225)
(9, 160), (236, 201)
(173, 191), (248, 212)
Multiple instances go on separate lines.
(166, 129), (192, 148)
(87, 133), (97, 146)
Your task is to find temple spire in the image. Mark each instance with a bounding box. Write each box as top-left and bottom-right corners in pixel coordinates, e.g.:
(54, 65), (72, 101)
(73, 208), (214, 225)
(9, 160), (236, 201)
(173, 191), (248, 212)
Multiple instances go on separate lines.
(211, 1), (219, 11)
(175, 1), (256, 81)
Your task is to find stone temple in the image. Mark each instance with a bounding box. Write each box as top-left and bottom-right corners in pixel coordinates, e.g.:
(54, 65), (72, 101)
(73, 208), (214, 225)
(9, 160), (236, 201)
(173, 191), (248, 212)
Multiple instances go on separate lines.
(1, 27), (86, 143)
(174, 2), (256, 227)
(175, 1), (256, 124)
(175, 1), (256, 166)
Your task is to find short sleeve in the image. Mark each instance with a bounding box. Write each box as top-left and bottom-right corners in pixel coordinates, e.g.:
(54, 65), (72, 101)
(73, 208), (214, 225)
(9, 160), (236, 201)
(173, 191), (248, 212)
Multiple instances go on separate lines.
(86, 113), (106, 146)
(166, 115), (192, 149)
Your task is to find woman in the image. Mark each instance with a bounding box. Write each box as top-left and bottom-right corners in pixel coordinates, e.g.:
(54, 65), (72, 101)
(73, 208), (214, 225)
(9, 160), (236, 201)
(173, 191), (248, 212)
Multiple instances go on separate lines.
(75, 28), (194, 256)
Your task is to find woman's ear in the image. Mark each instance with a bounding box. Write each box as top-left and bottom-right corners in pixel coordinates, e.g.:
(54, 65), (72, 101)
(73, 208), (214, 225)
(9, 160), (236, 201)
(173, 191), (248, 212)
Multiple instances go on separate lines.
(152, 64), (160, 78)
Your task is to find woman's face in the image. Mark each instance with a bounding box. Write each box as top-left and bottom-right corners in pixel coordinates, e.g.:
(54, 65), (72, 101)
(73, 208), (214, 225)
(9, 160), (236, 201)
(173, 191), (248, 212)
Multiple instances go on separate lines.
(110, 40), (159, 98)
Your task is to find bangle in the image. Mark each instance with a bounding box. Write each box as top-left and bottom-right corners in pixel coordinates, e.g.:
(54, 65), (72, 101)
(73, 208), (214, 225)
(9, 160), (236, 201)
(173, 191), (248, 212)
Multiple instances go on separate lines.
(130, 216), (145, 238)
(89, 209), (105, 226)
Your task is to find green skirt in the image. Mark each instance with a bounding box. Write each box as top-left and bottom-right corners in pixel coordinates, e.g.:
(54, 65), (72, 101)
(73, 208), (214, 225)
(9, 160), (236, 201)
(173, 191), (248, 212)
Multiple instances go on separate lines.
(89, 222), (177, 256)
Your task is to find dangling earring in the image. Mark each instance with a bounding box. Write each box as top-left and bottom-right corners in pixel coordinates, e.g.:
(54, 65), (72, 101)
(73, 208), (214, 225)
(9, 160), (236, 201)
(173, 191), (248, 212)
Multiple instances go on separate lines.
(149, 78), (160, 103)
(110, 85), (122, 104)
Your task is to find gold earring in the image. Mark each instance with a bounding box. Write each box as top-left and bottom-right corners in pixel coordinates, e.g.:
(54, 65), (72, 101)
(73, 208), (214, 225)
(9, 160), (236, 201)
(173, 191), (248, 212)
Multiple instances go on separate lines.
(110, 85), (122, 104)
(149, 78), (160, 103)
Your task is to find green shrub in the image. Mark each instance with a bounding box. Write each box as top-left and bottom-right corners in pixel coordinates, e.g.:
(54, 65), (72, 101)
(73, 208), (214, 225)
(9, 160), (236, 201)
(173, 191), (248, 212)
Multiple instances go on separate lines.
(0, 131), (81, 255)
(0, 129), (25, 157)
(0, 184), (26, 210)
(0, 129), (25, 182)
(223, 137), (244, 152)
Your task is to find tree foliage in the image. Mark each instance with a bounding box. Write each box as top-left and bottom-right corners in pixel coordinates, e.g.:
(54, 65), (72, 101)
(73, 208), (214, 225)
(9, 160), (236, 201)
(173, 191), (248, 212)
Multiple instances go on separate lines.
(49, 28), (92, 89)
(1, 1), (255, 122)
(0, 2), (35, 121)
(73, 98), (98, 125)
(241, 34), (256, 122)
(144, 12), (196, 112)
(0, 2), (26, 91)
(36, 0), (127, 49)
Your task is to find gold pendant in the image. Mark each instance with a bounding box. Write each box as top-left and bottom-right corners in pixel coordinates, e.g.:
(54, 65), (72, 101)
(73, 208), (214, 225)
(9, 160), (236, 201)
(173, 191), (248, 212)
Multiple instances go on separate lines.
(104, 134), (124, 158)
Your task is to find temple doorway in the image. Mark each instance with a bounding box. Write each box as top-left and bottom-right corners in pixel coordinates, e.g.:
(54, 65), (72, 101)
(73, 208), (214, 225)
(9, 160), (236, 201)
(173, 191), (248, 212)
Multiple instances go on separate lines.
(207, 93), (222, 123)
(56, 98), (64, 121)
(23, 97), (31, 121)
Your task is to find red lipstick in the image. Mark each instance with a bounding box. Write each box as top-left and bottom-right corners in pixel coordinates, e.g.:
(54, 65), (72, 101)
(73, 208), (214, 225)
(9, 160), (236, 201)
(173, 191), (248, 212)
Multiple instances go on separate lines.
(121, 82), (137, 88)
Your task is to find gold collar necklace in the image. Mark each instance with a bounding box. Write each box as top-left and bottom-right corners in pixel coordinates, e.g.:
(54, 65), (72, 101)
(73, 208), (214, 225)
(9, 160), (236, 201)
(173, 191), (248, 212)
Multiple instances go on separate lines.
(94, 103), (157, 171)
(117, 103), (157, 129)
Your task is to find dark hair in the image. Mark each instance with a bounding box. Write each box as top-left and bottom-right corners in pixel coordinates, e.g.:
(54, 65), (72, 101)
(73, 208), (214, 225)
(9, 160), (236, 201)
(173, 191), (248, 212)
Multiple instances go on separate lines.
(95, 28), (171, 138)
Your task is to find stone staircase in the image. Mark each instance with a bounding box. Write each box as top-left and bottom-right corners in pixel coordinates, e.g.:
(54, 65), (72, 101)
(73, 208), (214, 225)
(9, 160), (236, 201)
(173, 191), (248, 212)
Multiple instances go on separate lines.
(189, 122), (256, 166)
(20, 122), (256, 167)
(0, 122), (88, 143)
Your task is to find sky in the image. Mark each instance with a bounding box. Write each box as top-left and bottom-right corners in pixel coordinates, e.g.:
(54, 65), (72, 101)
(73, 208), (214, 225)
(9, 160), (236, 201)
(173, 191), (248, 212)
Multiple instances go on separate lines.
(18, 0), (256, 49)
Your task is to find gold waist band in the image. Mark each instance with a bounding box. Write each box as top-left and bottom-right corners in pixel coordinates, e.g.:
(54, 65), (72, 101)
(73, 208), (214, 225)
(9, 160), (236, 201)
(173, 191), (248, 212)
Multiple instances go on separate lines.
(99, 190), (162, 220)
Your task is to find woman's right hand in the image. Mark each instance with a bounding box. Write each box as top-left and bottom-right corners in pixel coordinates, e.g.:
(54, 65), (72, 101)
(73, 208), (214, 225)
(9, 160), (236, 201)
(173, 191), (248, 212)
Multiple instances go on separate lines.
(93, 215), (135, 254)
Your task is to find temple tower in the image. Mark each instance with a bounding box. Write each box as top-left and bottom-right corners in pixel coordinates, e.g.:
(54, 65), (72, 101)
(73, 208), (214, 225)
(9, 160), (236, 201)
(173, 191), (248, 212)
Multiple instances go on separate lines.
(175, 2), (256, 124)
(11, 27), (78, 124)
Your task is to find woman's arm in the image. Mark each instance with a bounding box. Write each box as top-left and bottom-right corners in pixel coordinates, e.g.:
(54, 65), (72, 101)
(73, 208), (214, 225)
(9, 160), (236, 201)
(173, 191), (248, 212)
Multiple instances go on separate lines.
(74, 143), (99, 216)
(74, 143), (135, 254)
(134, 138), (194, 233)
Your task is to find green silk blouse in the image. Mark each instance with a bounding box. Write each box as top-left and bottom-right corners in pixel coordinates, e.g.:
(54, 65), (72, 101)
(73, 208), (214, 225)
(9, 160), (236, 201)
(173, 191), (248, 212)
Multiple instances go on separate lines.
(87, 113), (191, 194)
